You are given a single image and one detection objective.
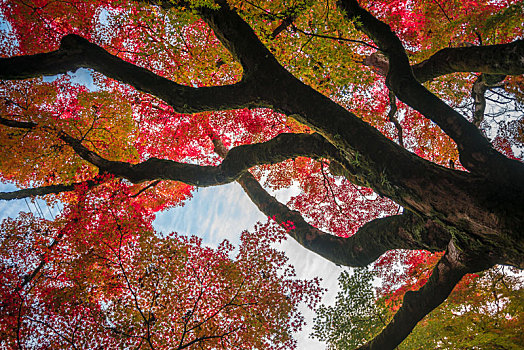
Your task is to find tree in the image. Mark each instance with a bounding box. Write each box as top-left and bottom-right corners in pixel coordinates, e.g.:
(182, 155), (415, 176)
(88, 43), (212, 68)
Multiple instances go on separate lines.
(313, 264), (524, 349)
(396, 266), (524, 349)
(0, 0), (523, 348)
(0, 179), (322, 348)
(311, 267), (389, 349)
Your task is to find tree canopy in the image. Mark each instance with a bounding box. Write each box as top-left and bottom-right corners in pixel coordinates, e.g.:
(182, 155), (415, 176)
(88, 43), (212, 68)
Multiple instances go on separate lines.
(0, 0), (523, 349)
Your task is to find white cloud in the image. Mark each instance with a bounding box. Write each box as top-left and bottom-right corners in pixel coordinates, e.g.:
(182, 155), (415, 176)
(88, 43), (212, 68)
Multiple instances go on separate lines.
(154, 182), (266, 247)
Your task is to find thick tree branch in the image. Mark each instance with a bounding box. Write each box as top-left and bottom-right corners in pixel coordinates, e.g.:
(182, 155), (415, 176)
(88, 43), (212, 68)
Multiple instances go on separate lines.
(210, 136), (449, 266)
(0, 117), (37, 129)
(412, 41), (523, 83)
(197, 1), (283, 76)
(0, 34), (263, 114)
(356, 243), (494, 350)
(238, 171), (449, 266)
(150, 0), (405, 179)
(137, 2), (524, 253)
(60, 132), (341, 186)
(195, 2), (514, 220)
(336, 0), (524, 183)
(365, 42), (521, 82)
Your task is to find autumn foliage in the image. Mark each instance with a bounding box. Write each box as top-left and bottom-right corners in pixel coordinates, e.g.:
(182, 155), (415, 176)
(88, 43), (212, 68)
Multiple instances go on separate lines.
(0, 179), (322, 348)
(0, 0), (523, 349)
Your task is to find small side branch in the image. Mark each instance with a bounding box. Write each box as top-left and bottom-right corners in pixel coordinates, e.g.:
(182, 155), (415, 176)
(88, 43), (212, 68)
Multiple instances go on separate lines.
(291, 25), (379, 50)
(387, 91), (403, 147)
(471, 73), (506, 127)
(17, 226), (68, 291)
(471, 75), (488, 127)
(130, 180), (161, 198)
(0, 179), (99, 201)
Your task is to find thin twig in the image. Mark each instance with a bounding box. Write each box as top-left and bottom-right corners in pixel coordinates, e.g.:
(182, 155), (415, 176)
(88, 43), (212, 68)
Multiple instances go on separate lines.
(131, 180), (161, 198)
(431, 0), (452, 23)
(291, 24), (379, 50)
(387, 90), (404, 147)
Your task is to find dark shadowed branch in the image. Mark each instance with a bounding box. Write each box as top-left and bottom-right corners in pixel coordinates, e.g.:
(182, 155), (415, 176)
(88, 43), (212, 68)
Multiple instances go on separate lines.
(356, 242), (493, 350)
(238, 172), (449, 266)
(0, 180), (99, 201)
(211, 136), (450, 267)
(412, 41), (523, 83)
(0, 34), (264, 114)
(0, 117), (37, 129)
(59, 131), (343, 186)
(362, 42), (523, 82)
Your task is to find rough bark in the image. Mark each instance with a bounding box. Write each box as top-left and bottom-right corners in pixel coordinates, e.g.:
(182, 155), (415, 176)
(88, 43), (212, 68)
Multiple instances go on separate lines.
(57, 131), (342, 186)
